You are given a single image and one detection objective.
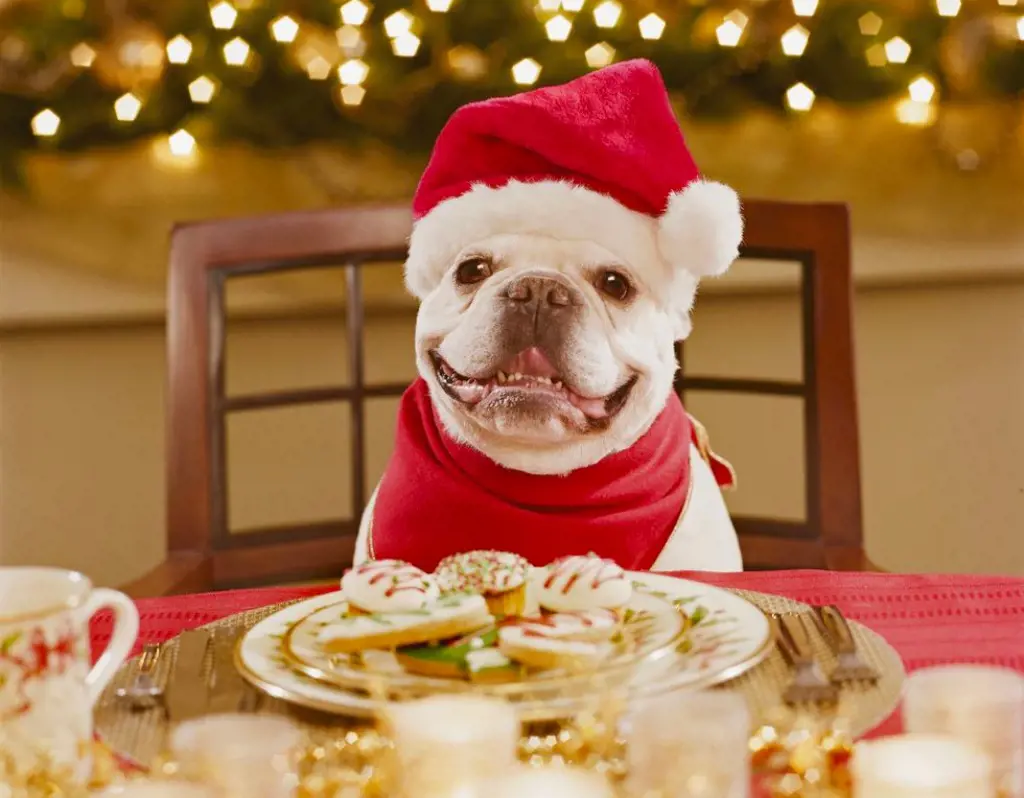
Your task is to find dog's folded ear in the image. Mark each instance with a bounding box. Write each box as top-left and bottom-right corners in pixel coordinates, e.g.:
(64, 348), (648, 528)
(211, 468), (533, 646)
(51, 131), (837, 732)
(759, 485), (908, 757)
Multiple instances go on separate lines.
(657, 180), (743, 280)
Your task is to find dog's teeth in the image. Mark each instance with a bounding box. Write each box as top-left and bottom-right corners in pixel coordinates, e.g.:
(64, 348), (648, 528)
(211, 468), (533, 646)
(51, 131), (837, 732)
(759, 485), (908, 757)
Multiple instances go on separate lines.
(513, 373), (523, 381)
(497, 371), (507, 384)
(553, 381), (562, 390)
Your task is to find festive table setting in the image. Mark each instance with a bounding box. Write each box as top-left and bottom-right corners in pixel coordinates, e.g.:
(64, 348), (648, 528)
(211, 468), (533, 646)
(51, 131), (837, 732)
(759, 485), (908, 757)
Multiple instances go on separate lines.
(3, 562), (1023, 797)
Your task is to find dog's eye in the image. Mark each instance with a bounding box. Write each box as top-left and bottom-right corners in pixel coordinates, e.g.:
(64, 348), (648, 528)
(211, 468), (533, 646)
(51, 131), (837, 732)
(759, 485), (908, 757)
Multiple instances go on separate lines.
(596, 270), (633, 302)
(454, 257), (492, 286)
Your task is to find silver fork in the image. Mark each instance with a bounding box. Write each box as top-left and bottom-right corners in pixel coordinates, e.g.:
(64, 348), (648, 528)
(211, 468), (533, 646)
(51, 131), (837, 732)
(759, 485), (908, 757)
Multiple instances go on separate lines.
(115, 642), (164, 710)
(813, 604), (880, 684)
(771, 613), (838, 705)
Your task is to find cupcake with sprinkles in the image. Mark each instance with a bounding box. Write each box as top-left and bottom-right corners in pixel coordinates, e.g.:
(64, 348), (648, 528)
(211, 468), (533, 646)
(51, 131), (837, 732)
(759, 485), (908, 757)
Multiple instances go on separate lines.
(435, 550), (531, 617)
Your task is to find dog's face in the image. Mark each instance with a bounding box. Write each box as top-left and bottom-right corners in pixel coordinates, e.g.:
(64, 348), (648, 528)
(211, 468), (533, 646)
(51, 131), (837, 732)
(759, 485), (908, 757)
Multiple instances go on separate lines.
(414, 232), (698, 475)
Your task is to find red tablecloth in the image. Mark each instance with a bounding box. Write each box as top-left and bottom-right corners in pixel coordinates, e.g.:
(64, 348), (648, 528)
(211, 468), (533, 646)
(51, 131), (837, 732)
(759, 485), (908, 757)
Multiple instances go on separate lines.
(92, 569), (1024, 742)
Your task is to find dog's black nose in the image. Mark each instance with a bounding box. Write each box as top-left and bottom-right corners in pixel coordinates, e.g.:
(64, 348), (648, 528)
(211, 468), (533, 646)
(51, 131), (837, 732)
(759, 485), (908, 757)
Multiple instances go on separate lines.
(503, 275), (578, 308)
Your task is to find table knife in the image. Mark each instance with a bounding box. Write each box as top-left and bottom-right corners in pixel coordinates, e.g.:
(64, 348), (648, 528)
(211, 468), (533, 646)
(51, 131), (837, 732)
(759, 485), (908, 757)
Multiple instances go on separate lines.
(164, 629), (211, 723)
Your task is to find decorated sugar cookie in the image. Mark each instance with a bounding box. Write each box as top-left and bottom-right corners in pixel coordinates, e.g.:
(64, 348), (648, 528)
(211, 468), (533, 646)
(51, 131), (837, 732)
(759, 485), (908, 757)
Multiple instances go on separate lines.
(396, 627), (523, 683)
(536, 555), (632, 612)
(497, 612), (616, 670)
(318, 593), (492, 654)
(435, 550), (530, 616)
(341, 559), (441, 614)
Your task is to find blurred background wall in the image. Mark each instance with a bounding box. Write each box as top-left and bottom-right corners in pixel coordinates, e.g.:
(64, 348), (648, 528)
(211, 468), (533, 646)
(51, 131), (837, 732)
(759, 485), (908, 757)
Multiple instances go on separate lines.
(0, 0), (1022, 583)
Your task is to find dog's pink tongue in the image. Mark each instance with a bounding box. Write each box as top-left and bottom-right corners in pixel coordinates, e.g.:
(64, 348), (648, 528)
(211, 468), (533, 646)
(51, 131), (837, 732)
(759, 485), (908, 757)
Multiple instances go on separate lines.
(503, 347), (559, 378)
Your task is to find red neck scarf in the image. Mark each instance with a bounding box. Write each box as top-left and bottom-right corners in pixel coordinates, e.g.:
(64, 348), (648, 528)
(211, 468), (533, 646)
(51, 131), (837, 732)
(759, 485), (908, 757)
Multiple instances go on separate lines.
(369, 379), (693, 571)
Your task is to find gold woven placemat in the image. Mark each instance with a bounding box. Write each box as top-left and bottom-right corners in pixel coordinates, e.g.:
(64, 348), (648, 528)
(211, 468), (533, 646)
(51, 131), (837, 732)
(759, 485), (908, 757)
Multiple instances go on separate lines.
(95, 590), (904, 768)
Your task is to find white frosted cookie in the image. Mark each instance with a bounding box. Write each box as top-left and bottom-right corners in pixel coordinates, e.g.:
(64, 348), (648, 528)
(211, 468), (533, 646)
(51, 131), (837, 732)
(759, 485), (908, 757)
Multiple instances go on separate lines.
(341, 560), (441, 613)
(497, 611), (618, 670)
(436, 550), (530, 616)
(535, 555), (632, 612)
(318, 593), (492, 654)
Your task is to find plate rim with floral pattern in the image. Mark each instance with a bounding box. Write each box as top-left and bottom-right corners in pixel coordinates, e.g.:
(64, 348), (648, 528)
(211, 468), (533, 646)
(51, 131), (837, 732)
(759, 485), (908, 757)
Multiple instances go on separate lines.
(235, 571), (771, 718)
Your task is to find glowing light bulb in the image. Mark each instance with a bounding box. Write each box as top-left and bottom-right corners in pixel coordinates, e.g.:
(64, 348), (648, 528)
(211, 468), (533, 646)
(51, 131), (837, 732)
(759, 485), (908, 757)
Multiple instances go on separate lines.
(792, 0), (818, 16)
(113, 92), (142, 121)
(511, 58), (541, 85)
(338, 58), (369, 85)
(638, 13), (666, 39)
(222, 37), (251, 66)
(391, 31), (420, 56)
(209, 1), (238, 30)
(781, 24), (809, 56)
(70, 42), (96, 67)
(537, 0), (561, 10)
(561, 0), (584, 10)
(997, 0), (1018, 6)
(545, 14), (573, 41)
(935, 0), (960, 16)
(426, 0), (454, 10)
(585, 42), (615, 68)
(908, 75), (936, 102)
(384, 10), (413, 37)
(895, 99), (935, 126)
(31, 109), (61, 137)
(166, 35), (192, 64)
(858, 12), (883, 35)
(188, 76), (217, 103)
(168, 129), (196, 157)
(716, 19), (745, 47)
(340, 0), (371, 26)
(305, 56), (332, 80)
(593, 0), (621, 27)
(270, 15), (299, 43)
(1017, 15), (1024, 39)
(884, 36), (911, 64)
(785, 82), (815, 111)
(340, 85), (366, 105)
(336, 25), (365, 56)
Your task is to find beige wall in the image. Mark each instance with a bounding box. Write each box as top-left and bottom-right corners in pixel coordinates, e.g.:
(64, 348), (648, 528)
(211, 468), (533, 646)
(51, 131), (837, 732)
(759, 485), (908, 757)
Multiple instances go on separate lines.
(1, 256), (1021, 585)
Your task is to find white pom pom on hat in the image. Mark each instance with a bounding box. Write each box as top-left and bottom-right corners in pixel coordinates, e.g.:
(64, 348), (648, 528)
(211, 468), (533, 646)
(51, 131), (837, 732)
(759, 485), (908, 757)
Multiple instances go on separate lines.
(404, 59), (743, 300)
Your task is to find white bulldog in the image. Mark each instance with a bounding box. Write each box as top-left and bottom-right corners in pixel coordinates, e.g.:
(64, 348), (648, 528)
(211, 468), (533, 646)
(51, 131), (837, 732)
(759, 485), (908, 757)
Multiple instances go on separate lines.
(354, 59), (744, 572)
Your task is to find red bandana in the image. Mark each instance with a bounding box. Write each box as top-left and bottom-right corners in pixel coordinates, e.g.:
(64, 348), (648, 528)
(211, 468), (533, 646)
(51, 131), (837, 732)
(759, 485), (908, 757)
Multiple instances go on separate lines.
(369, 379), (707, 571)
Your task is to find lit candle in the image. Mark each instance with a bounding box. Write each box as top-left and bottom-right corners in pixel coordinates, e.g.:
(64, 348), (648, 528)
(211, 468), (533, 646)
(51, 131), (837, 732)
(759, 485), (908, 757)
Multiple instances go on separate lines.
(853, 735), (995, 798)
(904, 665), (1024, 797)
(385, 695), (520, 797)
(486, 765), (615, 797)
(169, 714), (301, 798)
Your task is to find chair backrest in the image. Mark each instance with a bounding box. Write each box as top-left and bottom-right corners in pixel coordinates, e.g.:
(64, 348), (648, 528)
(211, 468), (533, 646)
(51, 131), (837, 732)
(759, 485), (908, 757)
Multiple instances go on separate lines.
(676, 200), (864, 570)
(147, 198), (862, 593)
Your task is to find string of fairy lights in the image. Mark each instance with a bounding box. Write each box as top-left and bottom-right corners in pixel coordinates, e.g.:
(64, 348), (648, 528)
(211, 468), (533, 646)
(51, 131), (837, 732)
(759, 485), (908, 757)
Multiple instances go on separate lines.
(0, 0), (1022, 177)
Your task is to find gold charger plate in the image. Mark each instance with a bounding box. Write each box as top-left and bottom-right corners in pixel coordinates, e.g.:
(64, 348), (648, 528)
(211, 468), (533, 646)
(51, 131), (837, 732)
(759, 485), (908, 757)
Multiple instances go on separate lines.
(94, 588), (904, 769)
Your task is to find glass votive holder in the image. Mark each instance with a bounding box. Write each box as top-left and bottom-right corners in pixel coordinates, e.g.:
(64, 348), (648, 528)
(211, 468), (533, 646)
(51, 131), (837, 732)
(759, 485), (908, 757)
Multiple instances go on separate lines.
(384, 695), (521, 798)
(904, 665), (1024, 797)
(168, 713), (302, 798)
(485, 764), (616, 798)
(92, 782), (219, 797)
(623, 689), (750, 798)
(852, 734), (995, 798)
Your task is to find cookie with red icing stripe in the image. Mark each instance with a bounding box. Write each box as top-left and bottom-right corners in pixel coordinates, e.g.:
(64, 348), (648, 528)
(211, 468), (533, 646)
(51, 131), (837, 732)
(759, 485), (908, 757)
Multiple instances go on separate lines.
(341, 559), (441, 614)
(536, 554), (632, 613)
(497, 609), (620, 670)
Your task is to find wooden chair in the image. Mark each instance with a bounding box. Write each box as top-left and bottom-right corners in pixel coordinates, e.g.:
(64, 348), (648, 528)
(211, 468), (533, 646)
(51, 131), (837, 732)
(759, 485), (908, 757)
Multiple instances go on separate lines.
(125, 199), (866, 597)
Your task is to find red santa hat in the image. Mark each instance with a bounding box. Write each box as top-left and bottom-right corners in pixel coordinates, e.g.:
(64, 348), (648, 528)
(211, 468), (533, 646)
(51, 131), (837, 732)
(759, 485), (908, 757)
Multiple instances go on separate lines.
(405, 59), (743, 306)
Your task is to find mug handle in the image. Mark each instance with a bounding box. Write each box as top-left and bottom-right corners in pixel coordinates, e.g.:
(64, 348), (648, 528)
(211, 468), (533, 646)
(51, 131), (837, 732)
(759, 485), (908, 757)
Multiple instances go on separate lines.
(77, 588), (141, 707)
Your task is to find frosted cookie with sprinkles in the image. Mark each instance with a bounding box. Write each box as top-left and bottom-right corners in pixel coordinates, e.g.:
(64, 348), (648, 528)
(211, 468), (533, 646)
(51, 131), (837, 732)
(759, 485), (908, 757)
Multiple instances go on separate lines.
(341, 560), (441, 614)
(536, 555), (632, 613)
(317, 592), (493, 654)
(436, 550), (530, 616)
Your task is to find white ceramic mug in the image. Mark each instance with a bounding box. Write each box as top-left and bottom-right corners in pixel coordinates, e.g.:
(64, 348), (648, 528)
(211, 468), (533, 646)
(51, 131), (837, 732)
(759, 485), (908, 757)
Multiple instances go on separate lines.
(0, 566), (139, 778)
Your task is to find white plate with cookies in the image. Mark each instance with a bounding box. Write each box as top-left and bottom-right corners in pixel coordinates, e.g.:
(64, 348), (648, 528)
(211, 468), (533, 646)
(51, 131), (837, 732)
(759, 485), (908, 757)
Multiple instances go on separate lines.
(235, 553), (771, 720)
